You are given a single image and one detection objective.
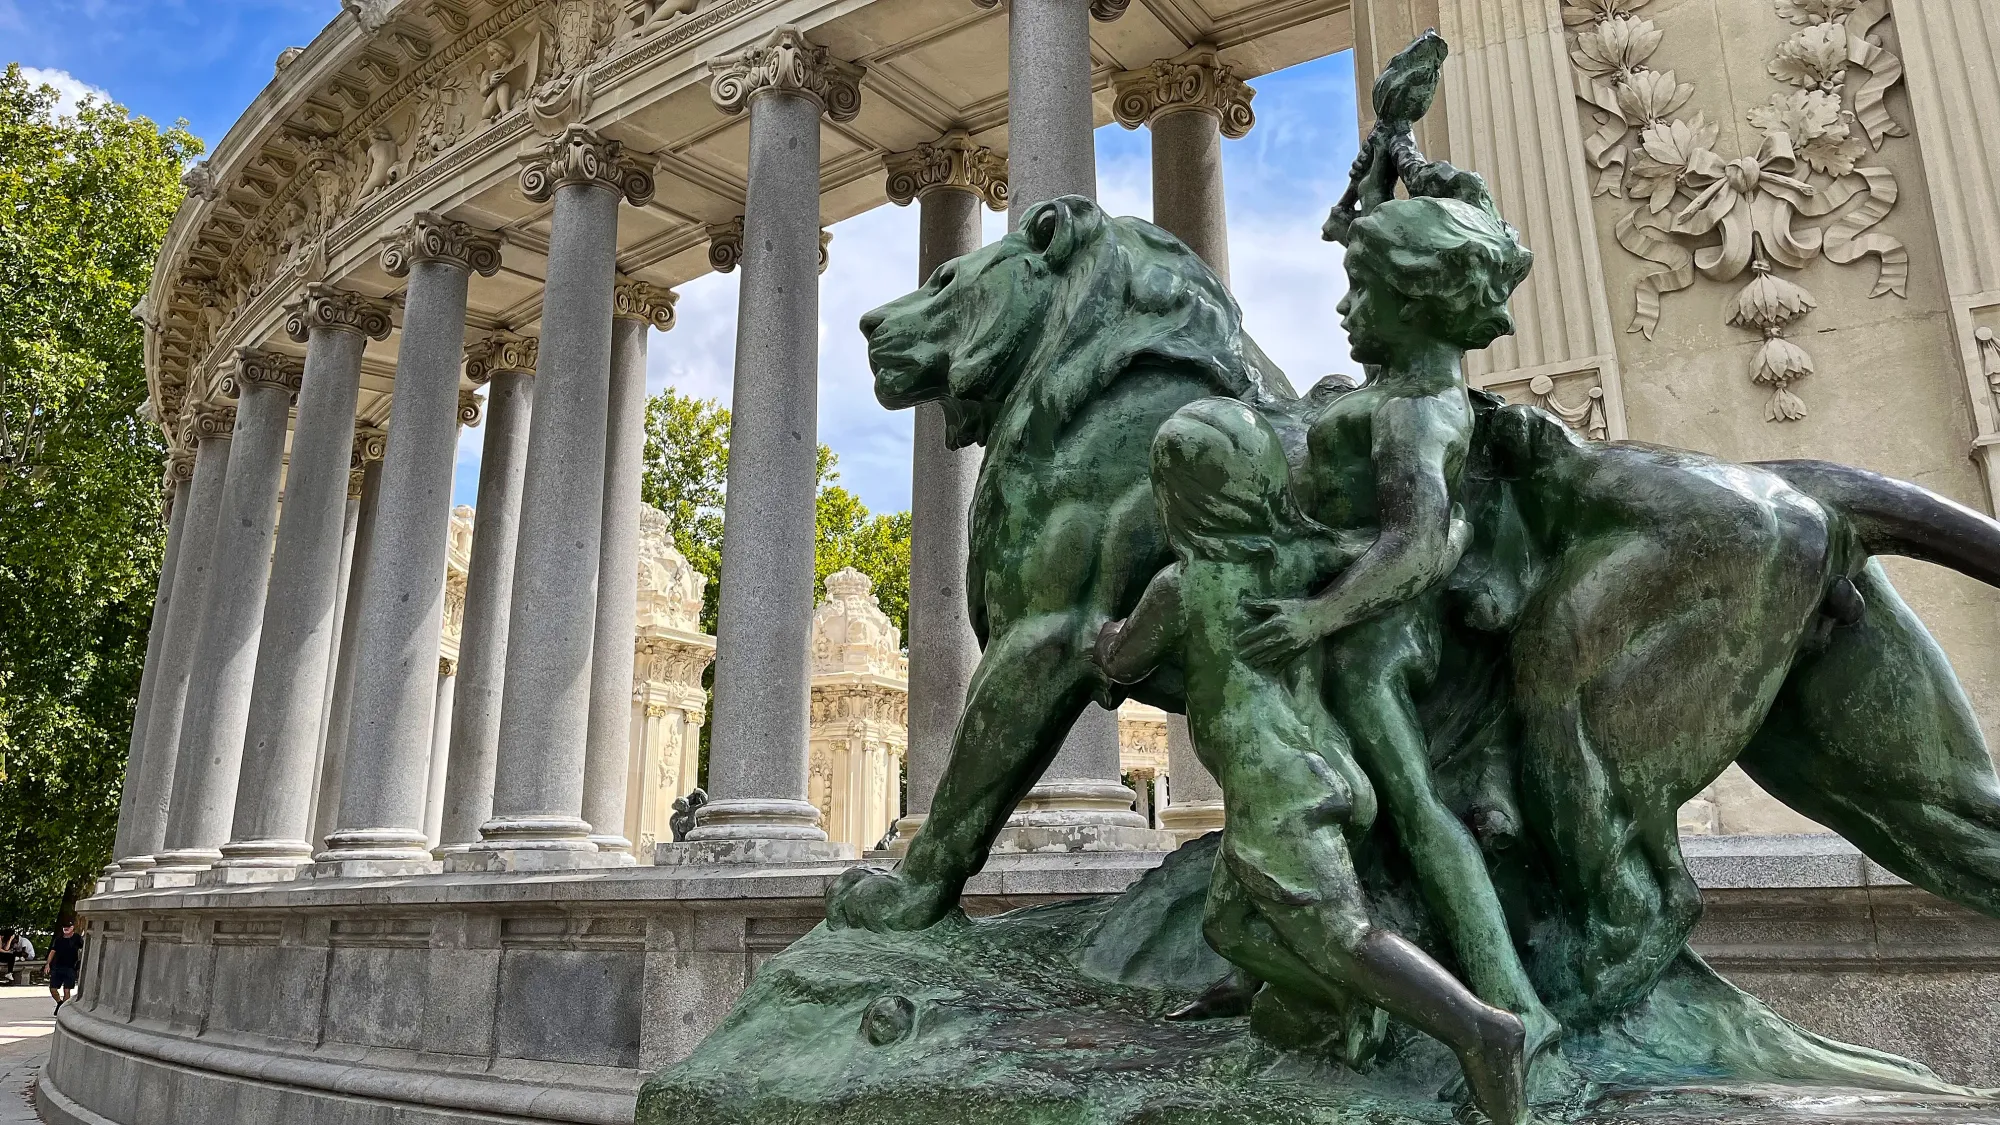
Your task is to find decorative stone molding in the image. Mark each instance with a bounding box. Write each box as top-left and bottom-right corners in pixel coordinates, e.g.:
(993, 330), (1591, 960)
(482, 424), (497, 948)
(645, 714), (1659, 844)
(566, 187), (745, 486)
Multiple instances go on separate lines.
(380, 211), (504, 277)
(437, 504), (474, 662)
(282, 284), (396, 343)
(164, 449), (197, 488)
(630, 504), (714, 854)
(1980, 327), (2000, 420)
(439, 656), (458, 677)
(457, 387), (485, 427)
(705, 218), (743, 273)
(1563, 0), (1909, 422)
(883, 131), (1008, 210)
(463, 331), (539, 383)
(808, 568), (907, 852)
(1486, 365), (1612, 443)
(613, 279), (678, 330)
(525, 0), (619, 134)
(351, 426), (389, 468)
(1115, 701), (1169, 781)
(636, 506), (707, 633)
(517, 125), (656, 206)
(222, 349), (306, 400)
(708, 26), (864, 123)
(817, 228), (832, 275)
(1111, 47), (1255, 137)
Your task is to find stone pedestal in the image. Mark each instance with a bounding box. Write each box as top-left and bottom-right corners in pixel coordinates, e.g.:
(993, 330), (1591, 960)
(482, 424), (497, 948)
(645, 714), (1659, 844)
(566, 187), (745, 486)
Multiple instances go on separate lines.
(1157, 713), (1223, 841)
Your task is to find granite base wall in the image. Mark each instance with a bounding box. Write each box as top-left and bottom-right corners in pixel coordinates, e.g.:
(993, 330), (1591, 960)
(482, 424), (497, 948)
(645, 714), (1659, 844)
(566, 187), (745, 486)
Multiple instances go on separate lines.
(40, 839), (2000, 1125)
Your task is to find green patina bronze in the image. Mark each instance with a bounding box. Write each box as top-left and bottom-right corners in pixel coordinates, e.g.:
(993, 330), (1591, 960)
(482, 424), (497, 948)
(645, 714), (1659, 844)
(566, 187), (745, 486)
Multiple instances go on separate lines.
(640, 32), (2000, 1125)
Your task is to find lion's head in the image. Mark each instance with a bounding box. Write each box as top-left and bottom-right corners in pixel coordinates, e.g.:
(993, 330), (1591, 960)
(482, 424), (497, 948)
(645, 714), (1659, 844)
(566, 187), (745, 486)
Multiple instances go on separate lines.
(861, 196), (1291, 450)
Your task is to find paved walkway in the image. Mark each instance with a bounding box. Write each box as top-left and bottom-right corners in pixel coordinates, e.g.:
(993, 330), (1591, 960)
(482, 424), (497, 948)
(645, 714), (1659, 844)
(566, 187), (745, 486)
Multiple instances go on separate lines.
(0, 986), (56, 1123)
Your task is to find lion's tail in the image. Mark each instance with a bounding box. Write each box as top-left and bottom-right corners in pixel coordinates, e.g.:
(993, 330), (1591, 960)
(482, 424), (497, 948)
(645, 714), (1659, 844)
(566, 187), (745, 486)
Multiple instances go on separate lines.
(1758, 459), (2000, 589)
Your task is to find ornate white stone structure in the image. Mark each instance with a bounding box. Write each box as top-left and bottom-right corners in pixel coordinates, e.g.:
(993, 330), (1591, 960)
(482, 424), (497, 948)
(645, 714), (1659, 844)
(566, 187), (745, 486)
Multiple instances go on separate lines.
(807, 569), (909, 853)
(56, 0), (2000, 1122)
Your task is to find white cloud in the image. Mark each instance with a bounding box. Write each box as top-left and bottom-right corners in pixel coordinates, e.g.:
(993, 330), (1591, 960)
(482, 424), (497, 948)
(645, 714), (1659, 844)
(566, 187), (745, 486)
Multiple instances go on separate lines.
(16, 66), (112, 117)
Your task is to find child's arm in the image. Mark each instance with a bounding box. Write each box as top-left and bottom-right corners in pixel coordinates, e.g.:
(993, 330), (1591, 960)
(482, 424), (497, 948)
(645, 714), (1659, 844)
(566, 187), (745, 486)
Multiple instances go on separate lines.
(1093, 563), (1184, 685)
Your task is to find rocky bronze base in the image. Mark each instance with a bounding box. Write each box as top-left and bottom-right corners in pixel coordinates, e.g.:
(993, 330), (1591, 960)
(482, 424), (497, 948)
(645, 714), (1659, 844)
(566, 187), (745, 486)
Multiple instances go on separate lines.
(638, 839), (1996, 1125)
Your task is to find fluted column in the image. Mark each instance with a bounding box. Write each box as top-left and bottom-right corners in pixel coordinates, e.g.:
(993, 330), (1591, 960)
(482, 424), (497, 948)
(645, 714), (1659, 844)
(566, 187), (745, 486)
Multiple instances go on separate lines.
(106, 456), (194, 883)
(122, 409), (234, 872)
(1113, 46), (1253, 282)
(310, 438), (385, 851)
(581, 281), (676, 860)
(318, 214), (501, 877)
(665, 28), (863, 865)
(460, 127), (655, 872)
(881, 133), (1004, 852)
(214, 286), (392, 882)
(149, 351), (302, 884)
(435, 334), (538, 856)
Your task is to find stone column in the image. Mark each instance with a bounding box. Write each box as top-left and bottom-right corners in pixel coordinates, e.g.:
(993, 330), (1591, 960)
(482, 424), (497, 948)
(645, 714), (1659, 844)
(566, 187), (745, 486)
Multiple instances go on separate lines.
(581, 281), (677, 861)
(460, 127), (655, 872)
(150, 350), (302, 884)
(125, 414), (236, 872)
(880, 133), (1004, 852)
(996, 0), (1118, 227)
(318, 214), (501, 877)
(1112, 46), (1254, 281)
(106, 459), (194, 882)
(667, 27), (863, 865)
(423, 658), (457, 846)
(123, 412), (234, 873)
(310, 440), (385, 851)
(435, 333), (538, 856)
(1158, 714), (1223, 841)
(213, 287), (392, 882)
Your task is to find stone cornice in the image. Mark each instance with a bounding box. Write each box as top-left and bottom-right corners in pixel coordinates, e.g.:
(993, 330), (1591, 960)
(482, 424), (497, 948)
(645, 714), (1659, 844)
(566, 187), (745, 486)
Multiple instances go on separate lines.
(458, 387), (485, 427)
(884, 131), (1008, 210)
(464, 332), (539, 384)
(380, 212), (504, 278)
(613, 280), (679, 330)
(708, 27), (864, 123)
(223, 348), (306, 400)
(518, 126), (656, 206)
(283, 283), (396, 343)
(1112, 47), (1255, 136)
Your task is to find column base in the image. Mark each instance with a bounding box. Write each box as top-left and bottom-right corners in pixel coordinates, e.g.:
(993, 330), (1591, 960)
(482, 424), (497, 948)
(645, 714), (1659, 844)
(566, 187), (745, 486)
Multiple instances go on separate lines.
(310, 857), (444, 879)
(95, 874), (141, 894)
(586, 834), (640, 866)
(203, 838), (314, 884)
(313, 827), (441, 878)
(655, 837), (859, 866)
(144, 848), (221, 883)
(140, 869), (203, 889)
(993, 778), (1176, 853)
(200, 864), (307, 885)
(113, 855), (157, 874)
(442, 848), (630, 874)
(1158, 802), (1225, 844)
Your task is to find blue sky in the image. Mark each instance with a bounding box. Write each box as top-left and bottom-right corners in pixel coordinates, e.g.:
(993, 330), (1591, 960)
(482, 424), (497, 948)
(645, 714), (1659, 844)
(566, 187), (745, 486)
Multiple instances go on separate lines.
(10, 1), (1360, 515)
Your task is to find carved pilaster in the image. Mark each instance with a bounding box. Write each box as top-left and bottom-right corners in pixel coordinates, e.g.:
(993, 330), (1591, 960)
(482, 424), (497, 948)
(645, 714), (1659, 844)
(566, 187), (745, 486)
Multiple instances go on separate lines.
(380, 212), (504, 278)
(458, 387), (485, 427)
(222, 348), (305, 400)
(463, 332), (540, 385)
(706, 218), (744, 273)
(1112, 47), (1255, 137)
(708, 26), (864, 123)
(517, 126), (656, 206)
(613, 279), (679, 330)
(884, 131), (1009, 210)
(283, 284), (395, 343)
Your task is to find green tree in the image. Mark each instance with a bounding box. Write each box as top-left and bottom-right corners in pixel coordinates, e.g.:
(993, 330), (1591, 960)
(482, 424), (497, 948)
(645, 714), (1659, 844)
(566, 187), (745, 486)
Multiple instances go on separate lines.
(0, 67), (200, 923)
(638, 387), (912, 636)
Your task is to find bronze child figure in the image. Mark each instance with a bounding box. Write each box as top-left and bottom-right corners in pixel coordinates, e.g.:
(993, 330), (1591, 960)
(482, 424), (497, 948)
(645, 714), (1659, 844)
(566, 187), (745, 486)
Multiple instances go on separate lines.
(1093, 397), (1530, 1125)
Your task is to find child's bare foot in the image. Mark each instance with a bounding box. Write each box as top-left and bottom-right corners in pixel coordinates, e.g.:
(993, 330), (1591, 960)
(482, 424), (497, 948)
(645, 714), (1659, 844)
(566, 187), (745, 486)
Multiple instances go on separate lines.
(1455, 1006), (1528, 1125)
(1167, 967), (1261, 1021)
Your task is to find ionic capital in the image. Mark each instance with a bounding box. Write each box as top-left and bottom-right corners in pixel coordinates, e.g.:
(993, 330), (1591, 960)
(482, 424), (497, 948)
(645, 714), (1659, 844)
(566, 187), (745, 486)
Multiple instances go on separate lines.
(283, 283), (395, 343)
(458, 387), (485, 428)
(1112, 47), (1255, 137)
(380, 212), (504, 278)
(223, 348), (305, 400)
(704, 218), (829, 274)
(464, 332), (540, 384)
(164, 448), (197, 487)
(613, 279), (679, 330)
(189, 401), (238, 444)
(884, 130), (1008, 210)
(351, 426), (388, 469)
(518, 126), (656, 207)
(708, 27), (863, 123)
(439, 656), (458, 677)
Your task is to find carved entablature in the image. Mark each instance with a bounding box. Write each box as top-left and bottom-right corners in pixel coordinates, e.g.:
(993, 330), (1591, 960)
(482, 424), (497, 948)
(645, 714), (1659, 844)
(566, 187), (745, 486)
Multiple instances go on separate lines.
(283, 283), (396, 343)
(613, 279), (678, 330)
(380, 211), (503, 277)
(518, 125), (656, 205)
(1112, 47), (1255, 138)
(223, 348), (306, 400)
(708, 27), (864, 123)
(883, 131), (1008, 211)
(464, 331), (540, 384)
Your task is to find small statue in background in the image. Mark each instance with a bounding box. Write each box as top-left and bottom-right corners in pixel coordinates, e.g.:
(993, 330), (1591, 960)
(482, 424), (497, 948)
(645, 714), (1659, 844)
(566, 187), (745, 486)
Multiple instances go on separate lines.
(669, 788), (708, 843)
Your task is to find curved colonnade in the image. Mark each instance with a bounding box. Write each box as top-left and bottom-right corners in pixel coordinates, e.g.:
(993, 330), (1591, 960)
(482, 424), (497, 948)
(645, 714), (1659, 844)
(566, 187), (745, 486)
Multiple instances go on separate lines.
(47, 0), (2000, 1120)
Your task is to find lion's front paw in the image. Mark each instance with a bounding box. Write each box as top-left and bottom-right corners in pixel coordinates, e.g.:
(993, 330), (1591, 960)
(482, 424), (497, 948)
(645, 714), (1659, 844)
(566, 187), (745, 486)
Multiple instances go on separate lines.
(826, 866), (953, 933)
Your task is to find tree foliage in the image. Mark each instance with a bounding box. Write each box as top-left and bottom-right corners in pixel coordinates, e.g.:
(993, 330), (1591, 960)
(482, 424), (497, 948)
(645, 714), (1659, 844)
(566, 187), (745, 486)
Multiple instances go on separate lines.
(0, 67), (198, 924)
(639, 386), (912, 638)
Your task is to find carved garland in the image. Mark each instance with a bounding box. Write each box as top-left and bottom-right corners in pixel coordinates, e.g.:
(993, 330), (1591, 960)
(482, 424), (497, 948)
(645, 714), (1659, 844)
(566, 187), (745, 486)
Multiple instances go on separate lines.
(1564, 0), (1909, 422)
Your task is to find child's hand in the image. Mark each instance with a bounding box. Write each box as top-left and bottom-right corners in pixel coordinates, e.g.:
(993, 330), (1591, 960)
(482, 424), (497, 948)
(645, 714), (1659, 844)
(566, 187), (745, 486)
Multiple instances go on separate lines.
(1239, 599), (1330, 668)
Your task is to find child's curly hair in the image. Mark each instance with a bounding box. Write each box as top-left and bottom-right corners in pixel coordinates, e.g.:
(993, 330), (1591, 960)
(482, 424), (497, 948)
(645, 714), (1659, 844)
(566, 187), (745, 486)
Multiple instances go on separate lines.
(1344, 194), (1533, 352)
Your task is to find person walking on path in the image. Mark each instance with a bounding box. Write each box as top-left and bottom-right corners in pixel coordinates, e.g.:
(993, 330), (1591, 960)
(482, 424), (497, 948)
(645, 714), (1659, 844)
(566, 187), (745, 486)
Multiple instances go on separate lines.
(45, 922), (81, 1014)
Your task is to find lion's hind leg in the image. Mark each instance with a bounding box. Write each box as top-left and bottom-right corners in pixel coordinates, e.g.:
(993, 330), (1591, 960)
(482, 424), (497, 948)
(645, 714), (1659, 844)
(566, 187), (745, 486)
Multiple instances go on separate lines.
(1739, 562), (2000, 918)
